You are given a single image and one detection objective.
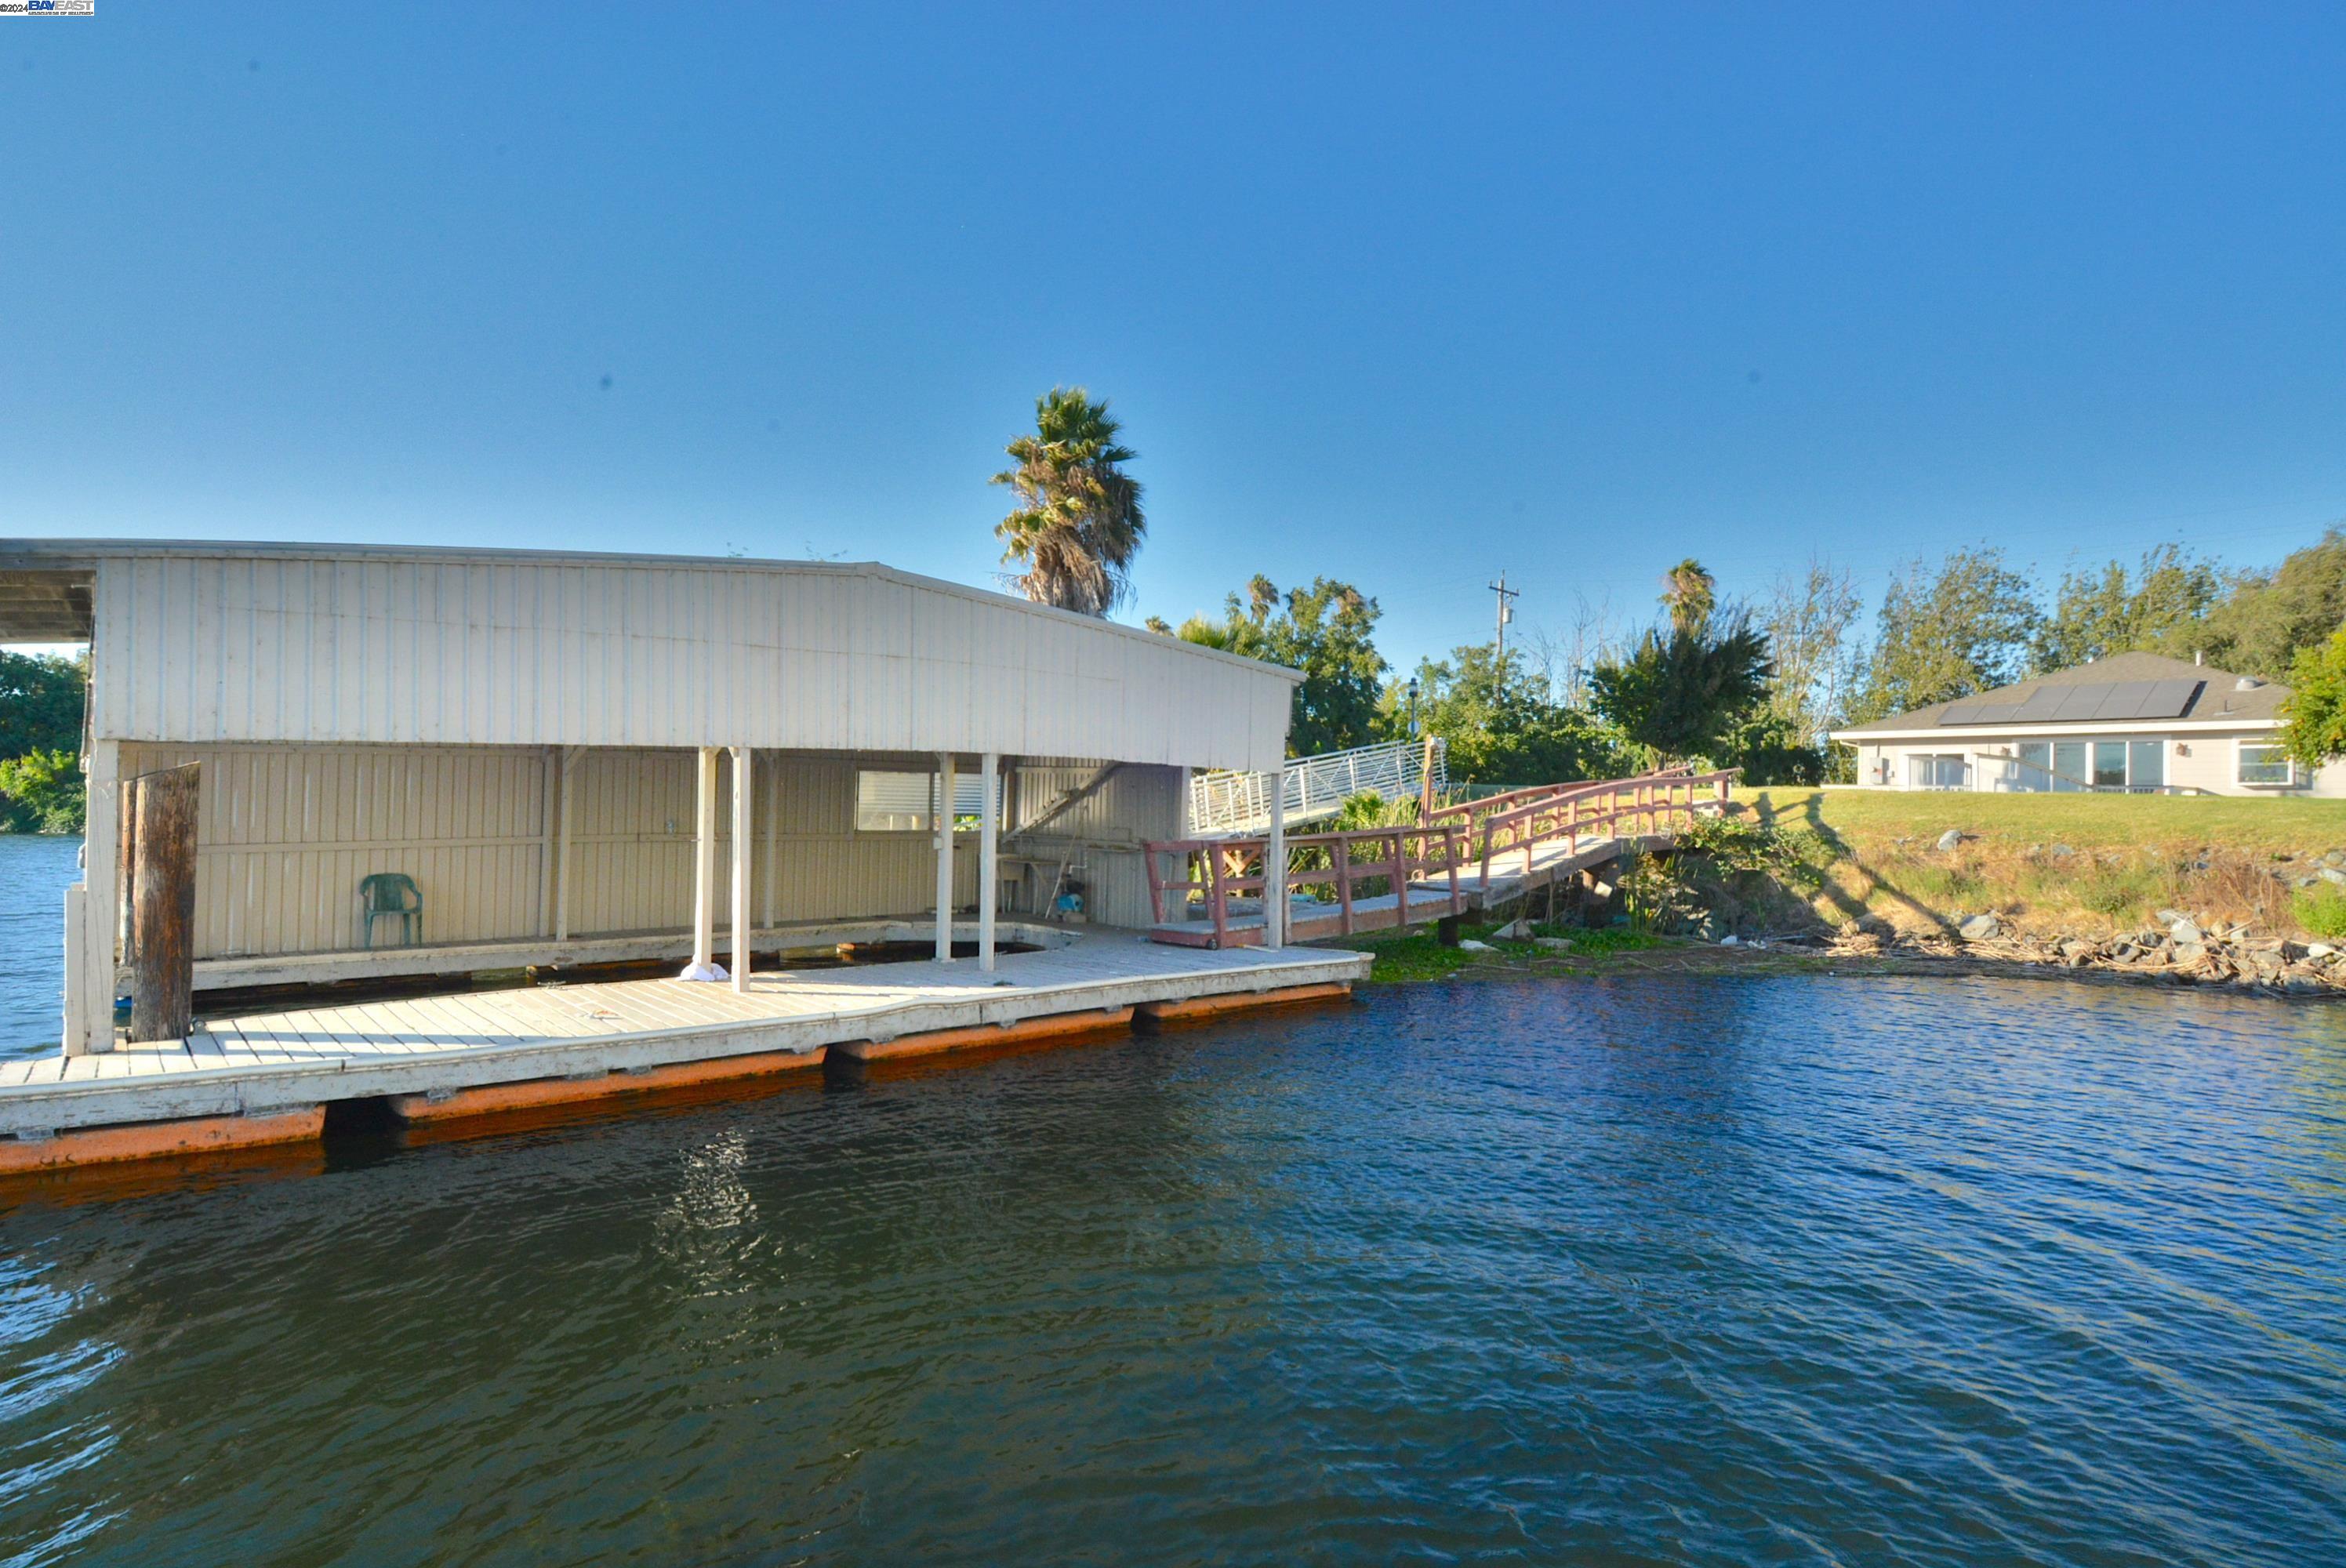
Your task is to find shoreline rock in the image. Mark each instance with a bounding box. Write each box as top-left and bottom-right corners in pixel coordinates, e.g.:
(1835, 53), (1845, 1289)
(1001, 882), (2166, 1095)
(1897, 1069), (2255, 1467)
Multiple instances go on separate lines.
(1850, 912), (2346, 996)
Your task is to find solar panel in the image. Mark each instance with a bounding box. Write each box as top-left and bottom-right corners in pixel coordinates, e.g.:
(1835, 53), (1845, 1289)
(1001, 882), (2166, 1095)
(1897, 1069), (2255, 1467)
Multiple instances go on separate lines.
(2091, 681), (2157, 720)
(2140, 678), (2203, 719)
(2014, 686), (2070, 721)
(1932, 677), (2205, 727)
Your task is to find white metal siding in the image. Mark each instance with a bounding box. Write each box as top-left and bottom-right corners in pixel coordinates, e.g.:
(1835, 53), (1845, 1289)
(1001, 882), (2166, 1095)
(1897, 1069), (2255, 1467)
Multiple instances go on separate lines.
(122, 742), (557, 957)
(90, 554), (1293, 771)
(116, 744), (1073, 961)
(1004, 760), (1184, 930)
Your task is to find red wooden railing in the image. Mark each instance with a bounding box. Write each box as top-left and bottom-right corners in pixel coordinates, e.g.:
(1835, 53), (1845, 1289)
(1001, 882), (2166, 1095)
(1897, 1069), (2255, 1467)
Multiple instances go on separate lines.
(1423, 765), (1698, 846)
(1142, 823), (1467, 947)
(1143, 767), (1738, 948)
(1470, 769), (1737, 885)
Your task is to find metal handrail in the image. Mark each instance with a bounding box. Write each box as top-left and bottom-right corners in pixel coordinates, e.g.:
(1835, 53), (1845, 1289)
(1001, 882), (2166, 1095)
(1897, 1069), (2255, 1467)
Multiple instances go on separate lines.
(1187, 737), (1448, 837)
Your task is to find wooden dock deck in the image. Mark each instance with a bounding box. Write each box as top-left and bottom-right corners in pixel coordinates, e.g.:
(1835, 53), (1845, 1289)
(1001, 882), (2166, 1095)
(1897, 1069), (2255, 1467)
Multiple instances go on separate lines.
(0, 926), (1368, 1140)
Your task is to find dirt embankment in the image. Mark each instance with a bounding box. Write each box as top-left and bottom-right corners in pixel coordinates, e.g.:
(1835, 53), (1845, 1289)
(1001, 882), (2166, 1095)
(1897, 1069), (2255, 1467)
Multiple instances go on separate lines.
(1576, 802), (2346, 998)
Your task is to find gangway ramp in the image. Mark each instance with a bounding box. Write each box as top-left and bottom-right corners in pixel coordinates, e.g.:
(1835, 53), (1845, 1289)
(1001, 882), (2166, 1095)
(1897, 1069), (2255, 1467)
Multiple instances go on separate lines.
(1146, 768), (1737, 948)
(1186, 737), (1446, 838)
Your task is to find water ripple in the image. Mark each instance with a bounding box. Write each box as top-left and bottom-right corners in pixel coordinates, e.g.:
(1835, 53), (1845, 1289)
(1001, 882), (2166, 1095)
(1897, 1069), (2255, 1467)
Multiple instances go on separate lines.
(0, 975), (2340, 1564)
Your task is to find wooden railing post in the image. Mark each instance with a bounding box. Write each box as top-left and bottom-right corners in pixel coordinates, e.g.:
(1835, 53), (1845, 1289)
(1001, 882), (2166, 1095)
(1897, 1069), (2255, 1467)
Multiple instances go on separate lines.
(1209, 848), (1230, 948)
(1335, 835), (1355, 935)
(1446, 826), (1462, 916)
(1389, 829), (1410, 929)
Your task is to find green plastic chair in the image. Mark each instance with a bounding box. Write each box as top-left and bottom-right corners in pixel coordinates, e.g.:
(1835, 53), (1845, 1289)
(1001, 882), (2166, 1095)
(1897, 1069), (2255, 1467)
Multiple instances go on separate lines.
(360, 873), (424, 948)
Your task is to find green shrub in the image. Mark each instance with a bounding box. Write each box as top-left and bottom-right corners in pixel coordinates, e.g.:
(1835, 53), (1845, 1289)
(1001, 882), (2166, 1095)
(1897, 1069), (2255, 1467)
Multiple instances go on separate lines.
(2071, 866), (2161, 918)
(1678, 813), (1837, 890)
(2293, 887), (2346, 942)
(1541, 925), (1661, 954)
(0, 748), (83, 834)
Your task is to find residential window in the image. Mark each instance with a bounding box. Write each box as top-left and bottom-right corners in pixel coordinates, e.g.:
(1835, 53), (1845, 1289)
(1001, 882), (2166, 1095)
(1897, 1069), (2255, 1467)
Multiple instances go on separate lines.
(855, 769), (1002, 833)
(2091, 740), (2128, 789)
(2053, 740), (2088, 792)
(2128, 740), (2163, 792)
(2238, 742), (2299, 788)
(2015, 741), (2053, 790)
(1905, 753), (1966, 790)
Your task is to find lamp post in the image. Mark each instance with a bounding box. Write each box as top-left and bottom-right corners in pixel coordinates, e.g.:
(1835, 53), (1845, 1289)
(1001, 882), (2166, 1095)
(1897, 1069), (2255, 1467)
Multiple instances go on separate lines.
(1406, 677), (1421, 737)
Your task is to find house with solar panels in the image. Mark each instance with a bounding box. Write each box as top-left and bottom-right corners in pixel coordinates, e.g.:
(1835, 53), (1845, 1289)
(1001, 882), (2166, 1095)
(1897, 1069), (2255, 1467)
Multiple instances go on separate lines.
(1830, 651), (2339, 797)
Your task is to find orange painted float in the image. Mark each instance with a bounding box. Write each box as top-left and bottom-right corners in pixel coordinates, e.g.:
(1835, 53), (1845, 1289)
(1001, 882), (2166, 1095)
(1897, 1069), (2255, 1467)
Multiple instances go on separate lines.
(830, 1007), (1134, 1064)
(388, 1046), (826, 1127)
(1132, 982), (1352, 1029)
(0, 1106), (325, 1176)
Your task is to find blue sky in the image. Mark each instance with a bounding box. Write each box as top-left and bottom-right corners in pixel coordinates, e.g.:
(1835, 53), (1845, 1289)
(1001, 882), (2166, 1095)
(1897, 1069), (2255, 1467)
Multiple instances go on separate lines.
(6, 4), (2344, 672)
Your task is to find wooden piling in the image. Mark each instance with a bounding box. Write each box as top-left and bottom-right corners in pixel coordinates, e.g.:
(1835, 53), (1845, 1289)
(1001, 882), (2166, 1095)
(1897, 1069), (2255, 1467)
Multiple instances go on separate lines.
(128, 762), (199, 1044)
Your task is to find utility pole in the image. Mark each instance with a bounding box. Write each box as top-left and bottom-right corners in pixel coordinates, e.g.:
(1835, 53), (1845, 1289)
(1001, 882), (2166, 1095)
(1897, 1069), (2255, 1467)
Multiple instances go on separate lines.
(1490, 573), (1520, 670)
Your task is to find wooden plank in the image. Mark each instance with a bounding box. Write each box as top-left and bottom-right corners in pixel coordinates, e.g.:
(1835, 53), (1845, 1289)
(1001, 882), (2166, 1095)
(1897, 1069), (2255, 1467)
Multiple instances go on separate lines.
(310, 1000), (427, 1057)
(467, 987), (609, 1040)
(261, 1008), (358, 1063)
(369, 996), (485, 1052)
(213, 1016), (292, 1067)
(583, 983), (723, 1034)
(401, 993), (535, 1047)
(645, 982), (768, 1026)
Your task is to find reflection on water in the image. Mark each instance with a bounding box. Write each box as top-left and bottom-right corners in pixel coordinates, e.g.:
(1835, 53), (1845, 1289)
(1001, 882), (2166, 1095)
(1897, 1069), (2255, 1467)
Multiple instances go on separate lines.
(0, 837), (78, 1058)
(0, 975), (2341, 1566)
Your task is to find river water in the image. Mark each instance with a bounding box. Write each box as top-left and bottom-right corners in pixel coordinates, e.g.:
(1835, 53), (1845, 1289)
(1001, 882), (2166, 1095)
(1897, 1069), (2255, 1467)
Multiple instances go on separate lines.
(0, 960), (2334, 1565)
(0, 837), (78, 1057)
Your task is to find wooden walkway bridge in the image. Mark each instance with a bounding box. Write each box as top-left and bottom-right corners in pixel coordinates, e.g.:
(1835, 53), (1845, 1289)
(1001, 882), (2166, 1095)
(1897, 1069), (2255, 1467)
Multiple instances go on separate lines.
(1145, 768), (1736, 948)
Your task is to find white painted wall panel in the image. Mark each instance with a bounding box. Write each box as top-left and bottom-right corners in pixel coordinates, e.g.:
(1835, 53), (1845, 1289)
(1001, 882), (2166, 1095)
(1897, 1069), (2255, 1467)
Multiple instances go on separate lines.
(82, 547), (1295, 770)
(1003, 759), (1185, 930)
(115, 743), (1072, 961)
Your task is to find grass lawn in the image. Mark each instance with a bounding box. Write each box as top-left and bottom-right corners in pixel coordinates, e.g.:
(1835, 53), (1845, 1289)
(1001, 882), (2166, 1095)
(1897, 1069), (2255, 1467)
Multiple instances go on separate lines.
(1736, 786), (2346, 857)
(1318, 789), (2346, 975)
(1715, 786), (2346, 939)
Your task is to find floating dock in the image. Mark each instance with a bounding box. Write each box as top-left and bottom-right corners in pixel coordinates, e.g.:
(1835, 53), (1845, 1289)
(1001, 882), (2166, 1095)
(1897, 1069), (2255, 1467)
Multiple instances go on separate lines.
(0, 925), (1366, 1169)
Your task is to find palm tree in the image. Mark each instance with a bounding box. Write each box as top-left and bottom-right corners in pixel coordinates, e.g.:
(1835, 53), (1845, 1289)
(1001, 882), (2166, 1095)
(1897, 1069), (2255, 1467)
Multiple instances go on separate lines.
(1661, 558), (1716, 636)
(992, 388), (1146, 615)
(1246, 574), (1279, 623)
(1589, 608), (1773, 764)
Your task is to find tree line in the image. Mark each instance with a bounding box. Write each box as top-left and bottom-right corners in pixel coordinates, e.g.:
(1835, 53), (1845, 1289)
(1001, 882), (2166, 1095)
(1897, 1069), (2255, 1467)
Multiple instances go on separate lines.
(6, 390), (2344, 833)
(986, 388), (2346, 782)
(0, 651), (86, 833)
(1153, 534), (2346, 786)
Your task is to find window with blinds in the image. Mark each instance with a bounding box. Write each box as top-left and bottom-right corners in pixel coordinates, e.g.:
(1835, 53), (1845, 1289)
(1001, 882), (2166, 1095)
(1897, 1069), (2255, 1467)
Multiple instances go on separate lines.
(854, 771), (1001, 833)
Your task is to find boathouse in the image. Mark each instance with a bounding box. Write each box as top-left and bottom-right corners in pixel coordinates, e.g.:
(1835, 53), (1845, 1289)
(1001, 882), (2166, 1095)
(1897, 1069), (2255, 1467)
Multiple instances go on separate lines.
(0, 540), (1308, 1058)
